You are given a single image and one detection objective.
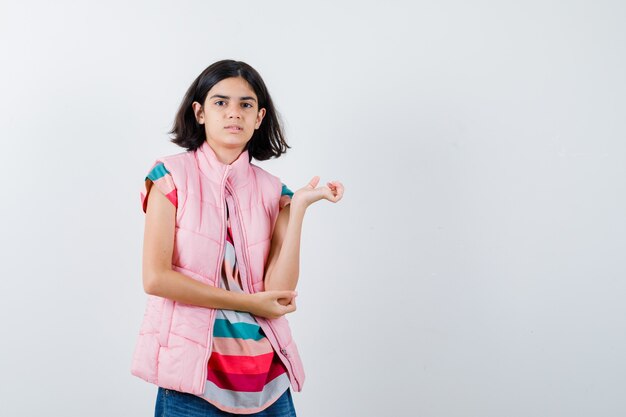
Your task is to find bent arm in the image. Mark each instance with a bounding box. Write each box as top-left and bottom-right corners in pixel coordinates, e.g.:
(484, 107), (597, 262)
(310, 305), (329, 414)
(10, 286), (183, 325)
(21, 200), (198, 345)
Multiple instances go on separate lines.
(142, 183), (250, 311)
(264, 201), (307, 292)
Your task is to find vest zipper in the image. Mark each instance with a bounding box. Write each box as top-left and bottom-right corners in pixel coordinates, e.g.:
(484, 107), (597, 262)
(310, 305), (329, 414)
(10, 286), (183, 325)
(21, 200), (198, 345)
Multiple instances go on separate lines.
(199, 165), (231, 394)
(224, 181), (301, 392)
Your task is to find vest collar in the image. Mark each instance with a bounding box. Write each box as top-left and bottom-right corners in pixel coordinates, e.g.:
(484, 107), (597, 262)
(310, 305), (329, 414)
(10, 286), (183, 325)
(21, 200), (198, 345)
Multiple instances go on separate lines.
(196, 140), (251, 188)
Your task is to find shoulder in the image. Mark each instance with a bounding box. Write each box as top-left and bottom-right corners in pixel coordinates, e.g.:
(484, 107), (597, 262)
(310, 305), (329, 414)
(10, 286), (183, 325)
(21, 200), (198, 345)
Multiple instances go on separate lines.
(249, 163), (293, 208)
(140, 151), (189, 213)
(145, 161), (171, 181)
(250, 163), (282, 189)
(155, 150), (194, 171)
(280, 183), (294, 197)
(279, 182), (293, 210)
(146, 150), (197, 185)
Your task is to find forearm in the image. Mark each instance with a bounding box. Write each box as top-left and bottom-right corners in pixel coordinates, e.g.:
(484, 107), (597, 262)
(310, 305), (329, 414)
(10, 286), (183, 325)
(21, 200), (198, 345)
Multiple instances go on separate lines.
(145, 268), (252, 311)
(265, 202), (307, 292)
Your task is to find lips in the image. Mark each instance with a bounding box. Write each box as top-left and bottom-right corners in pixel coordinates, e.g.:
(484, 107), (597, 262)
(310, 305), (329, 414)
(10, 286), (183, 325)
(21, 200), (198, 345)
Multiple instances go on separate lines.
(225, 125), (243, 131)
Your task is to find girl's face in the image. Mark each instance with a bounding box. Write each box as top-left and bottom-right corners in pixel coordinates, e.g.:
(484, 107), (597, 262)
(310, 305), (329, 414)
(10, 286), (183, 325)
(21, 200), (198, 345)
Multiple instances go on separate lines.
(193, 76), (266, 153)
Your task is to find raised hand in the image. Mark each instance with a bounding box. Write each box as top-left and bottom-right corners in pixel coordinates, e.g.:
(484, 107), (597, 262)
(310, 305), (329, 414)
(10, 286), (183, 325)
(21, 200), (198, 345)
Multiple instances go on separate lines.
(292, 176), (344, 209)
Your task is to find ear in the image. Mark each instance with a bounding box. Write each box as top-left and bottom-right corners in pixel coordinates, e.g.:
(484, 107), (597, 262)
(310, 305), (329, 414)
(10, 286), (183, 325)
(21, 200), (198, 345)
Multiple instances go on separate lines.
(255, 108), (266, 130)
(192, 101), (204, 124)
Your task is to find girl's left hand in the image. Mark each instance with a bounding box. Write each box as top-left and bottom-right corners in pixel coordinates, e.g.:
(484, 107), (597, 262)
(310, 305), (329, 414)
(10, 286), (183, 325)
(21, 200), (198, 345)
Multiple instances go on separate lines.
(292, 176), (344, 208)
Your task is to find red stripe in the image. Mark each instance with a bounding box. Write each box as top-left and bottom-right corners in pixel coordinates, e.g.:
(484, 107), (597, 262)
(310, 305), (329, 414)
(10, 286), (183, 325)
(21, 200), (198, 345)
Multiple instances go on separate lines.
(266, 354), (289, 382)
(208, 351), (274, 374)
(165, 190), (178, 208)
(207, 369), (268, 392)
(207, 364), (288, 392)
(206, 353), (288, 392)
(226, 224), (234, 245)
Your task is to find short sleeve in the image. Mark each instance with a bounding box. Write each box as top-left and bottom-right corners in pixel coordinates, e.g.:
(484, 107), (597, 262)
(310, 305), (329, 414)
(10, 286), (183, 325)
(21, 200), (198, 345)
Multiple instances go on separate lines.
(140, 161), (178, 213)
(279, 183), (293, 210)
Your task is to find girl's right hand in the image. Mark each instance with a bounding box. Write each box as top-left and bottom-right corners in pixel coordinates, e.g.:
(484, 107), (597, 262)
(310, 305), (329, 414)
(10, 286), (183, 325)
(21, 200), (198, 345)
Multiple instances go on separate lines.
(292, 176), (344, 209)
(248, 290), (297, 319)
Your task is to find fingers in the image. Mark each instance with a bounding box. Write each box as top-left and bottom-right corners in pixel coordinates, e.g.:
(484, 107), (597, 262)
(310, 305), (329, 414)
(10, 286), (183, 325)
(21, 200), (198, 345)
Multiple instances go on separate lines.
(279, 290), (297, 298)
(299, 176), (344, 204)
(328, 181), (344, 201)
(328, 180), (343, 194)
(273, 296), (297, 316)
(283, 299), (297, 314)
(321, 180), (344, 202)
(272, 290), (297, 306)
(307, 176), (320, 189)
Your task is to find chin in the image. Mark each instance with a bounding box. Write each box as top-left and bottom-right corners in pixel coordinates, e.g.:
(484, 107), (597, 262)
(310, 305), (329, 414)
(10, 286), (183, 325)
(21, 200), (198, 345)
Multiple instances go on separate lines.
(223, 140), (249, 150)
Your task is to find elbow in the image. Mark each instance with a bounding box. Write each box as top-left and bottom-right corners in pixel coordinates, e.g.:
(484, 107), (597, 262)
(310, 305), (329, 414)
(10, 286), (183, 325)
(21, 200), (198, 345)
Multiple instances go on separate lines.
(142, 270), (161, 296)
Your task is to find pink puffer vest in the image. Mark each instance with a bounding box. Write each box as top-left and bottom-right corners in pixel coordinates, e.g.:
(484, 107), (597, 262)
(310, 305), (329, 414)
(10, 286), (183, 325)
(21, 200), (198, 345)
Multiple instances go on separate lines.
(130, 140), (305, 394)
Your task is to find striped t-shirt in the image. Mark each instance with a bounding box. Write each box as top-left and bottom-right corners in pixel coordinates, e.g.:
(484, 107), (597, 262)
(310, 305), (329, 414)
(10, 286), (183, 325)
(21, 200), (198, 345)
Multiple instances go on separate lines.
(141, 161), (295, 414)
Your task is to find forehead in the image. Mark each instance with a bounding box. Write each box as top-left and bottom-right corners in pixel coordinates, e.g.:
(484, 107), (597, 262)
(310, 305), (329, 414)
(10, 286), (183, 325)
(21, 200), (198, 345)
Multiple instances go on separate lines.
(207, 77), (257, 99)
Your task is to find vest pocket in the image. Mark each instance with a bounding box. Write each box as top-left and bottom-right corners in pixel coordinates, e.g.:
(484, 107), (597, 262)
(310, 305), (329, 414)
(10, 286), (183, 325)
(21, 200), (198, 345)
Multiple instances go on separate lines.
(158, 298), (175, 347)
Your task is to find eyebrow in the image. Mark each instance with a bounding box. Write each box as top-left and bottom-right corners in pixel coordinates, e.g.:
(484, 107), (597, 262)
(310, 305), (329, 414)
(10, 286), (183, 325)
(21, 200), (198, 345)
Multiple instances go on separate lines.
(209, 94), (257, 102)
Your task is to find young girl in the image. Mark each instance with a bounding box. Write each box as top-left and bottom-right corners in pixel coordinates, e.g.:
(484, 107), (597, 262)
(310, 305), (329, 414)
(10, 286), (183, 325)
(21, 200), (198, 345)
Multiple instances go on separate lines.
(130, 59), (344, 416)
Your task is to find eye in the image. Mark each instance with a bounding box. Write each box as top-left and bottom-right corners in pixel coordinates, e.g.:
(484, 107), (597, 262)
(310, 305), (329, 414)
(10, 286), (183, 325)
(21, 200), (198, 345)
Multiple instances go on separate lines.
(215, 100), (226, 106)
(242, 102), (253, 108)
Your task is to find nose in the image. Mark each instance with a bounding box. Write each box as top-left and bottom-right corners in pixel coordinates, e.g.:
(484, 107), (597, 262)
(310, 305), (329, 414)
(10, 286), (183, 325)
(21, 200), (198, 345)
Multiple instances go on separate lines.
(227, 103), (242, 119)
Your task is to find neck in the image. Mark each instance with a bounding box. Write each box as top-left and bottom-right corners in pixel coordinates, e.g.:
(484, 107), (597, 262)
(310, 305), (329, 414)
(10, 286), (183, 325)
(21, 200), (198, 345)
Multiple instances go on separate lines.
(206, 140), (246, 165)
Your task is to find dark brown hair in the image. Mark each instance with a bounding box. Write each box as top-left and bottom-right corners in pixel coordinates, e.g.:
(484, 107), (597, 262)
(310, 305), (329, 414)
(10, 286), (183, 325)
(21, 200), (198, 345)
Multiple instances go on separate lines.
(169, 59), (290, 161)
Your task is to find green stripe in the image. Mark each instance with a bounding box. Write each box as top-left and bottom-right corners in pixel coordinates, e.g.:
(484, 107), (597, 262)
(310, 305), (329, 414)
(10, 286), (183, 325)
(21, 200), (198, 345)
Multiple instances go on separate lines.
(281, 183), (293, 198)
(213, 318), (265, 340)
(146, 162), (170, 181)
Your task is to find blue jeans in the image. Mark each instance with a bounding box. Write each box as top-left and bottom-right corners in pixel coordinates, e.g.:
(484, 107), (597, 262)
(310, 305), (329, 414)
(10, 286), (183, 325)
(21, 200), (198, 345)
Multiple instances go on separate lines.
(154, 387), (297, 417)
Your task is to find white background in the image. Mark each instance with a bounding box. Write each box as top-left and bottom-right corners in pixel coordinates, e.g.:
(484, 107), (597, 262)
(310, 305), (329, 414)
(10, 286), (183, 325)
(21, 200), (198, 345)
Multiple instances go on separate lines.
(1, 1), (625, 416)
